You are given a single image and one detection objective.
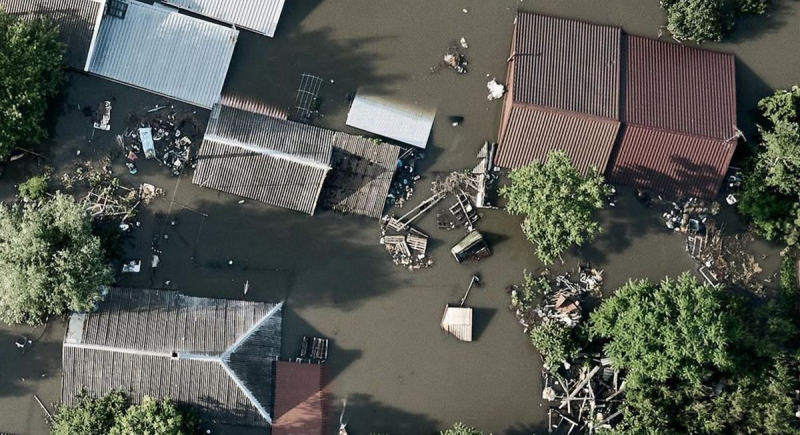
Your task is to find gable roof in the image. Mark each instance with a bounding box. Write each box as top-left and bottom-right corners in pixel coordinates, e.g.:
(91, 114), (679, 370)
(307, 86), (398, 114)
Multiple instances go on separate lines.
(62, 288), (282, 427)
(273, 362), (325, 435)
(496, 104), (620, 175)
(624, 36), (737, 140)
(86, 0), (237, 109)
(609, 125), (735, 198)
(346, 94), (435, 149)
(512, 12), (622, 120)
(193, 104), (333, 215)
(0, 0), (102, 69)
(163, 0), (285, 37)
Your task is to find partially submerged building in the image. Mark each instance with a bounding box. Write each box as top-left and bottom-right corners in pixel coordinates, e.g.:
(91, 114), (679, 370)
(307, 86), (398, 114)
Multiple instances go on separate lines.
(273, 362), (325, 435)
(162, 0), (286, 37)
(346, 93), (435, 149)
(194, 104), (401, 218)
(1, 0), (238, 109)
(441, 305), (473, 342)
(497, 13), (738, 198)
(62, 288), (283, 427)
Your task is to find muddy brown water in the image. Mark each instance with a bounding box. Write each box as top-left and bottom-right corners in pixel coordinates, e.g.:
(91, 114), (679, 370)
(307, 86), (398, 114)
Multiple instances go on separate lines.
(0, 0), (798, 433)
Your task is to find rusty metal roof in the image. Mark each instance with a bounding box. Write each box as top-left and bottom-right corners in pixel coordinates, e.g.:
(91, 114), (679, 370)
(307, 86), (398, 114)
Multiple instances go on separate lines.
(624, 36), (737, 140)
(609, 125), (736, 198)
(273, 362), (325, 435)
(512, 13), (622, 120)
(0, 0), (102, 69)
(496, 104), (620, 175)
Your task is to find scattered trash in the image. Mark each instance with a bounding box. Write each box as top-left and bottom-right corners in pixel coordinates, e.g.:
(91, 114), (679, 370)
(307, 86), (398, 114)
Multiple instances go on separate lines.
(244, 280), (249, 295)
(120, 105), (202, 176)
(139, 127), (155, 159)
(460, 37), (469, 49)
(93, 101), (112, 131)
(151, 255), (160, 268)
(122, 260), (141, 273)
(126, 162), (137, 175)
(726, 194), (737, 205)
(462, 8), (468, 13)
(139, 183), (164, 204)
(487, 79), (506, 100)
(238, 199), (246, 204)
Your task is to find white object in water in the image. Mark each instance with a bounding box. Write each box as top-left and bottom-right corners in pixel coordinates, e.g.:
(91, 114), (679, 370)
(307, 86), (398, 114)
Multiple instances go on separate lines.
(139, 127), (155, 159)
(487, 79), (506, 100)
(460, 37), (468, 49)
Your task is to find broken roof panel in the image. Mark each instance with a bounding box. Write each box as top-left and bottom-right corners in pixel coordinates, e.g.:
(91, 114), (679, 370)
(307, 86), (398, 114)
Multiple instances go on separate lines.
(87, 1), (238, 109)
(440, 305), (472, 342)
(512, 12), (622, 120)
(346, 94), (435, 149)
(163, 0), (285, 37)
(273, 362), (325, 435)
(625, 35), (737, 140)
(193, 104), (333, 215)
(609, 125), (736, 199)
(0, 0), (102, 69)
(62, 288), (283, 427)
(496, 104), (620, 174)
(321, 133), (401, 219)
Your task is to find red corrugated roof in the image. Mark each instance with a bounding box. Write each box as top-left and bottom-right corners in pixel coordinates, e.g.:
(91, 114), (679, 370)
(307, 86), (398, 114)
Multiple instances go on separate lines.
(512, 13), (622, 120)
(273, 362), (325, 435)
(496, 104), (620, 175)
(609, 126), (735, 198)
(624, 36), (737, 140)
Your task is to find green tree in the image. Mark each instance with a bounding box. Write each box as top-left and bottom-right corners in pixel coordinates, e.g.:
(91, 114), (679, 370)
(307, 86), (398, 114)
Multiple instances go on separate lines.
(758, 85), (800, 125)
(18, 174), (50, 201)
(663, 0), (733, 43)
(501, 151), (609, 265)
(0, 194), (113, 324)
(758, 121), (800, 195)
(52, 391), (128, 435)
(110, 397), (199, 435)
(590, 273), (737, 388)
(441, 423), (485, 435)
(0, 11), (65, 159)
(530, 320), (578, 368)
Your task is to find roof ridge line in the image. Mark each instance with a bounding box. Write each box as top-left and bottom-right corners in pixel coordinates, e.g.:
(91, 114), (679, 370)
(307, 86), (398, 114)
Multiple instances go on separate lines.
(220, 359), (273, 425)
(64, 342), (172, 358)
(624, 123), (738, 144)
(203, 134), (332, 171)
(512, 102), (621, 124)
(222, 302), (284, 360)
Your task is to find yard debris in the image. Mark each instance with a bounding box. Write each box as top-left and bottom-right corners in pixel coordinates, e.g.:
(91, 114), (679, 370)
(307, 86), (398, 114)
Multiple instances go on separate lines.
(441, 43), (468, 74)
(387, 147), (423, 208)
(122, 260), (141, 273)
(120, 105), (203, 176)
(93, 101), (112, 131)
(381, 225), (433, 269)
(460, 37), (469, 49)
(487, 79), (506, 100)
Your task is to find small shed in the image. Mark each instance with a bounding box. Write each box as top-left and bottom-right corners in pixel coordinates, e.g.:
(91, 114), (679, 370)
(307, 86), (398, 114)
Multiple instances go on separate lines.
(346, 93), (434, 149)
(440, 305), (473, 342)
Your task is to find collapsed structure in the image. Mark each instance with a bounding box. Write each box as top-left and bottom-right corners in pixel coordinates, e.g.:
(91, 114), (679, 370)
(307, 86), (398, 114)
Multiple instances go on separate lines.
(62, 288), (283, 427)
(498, 13), (738, 199)
(194, 104), (401, 217)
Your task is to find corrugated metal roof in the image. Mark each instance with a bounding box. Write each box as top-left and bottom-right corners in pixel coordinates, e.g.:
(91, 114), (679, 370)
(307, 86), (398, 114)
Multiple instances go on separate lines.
(609, 125), (736, 198)
(321, 133), (401, 219)
(0, 0), (102, 69)
(220, 93), (289, 120)
(273, 362), (325, 435)
(87, 1), (238, 109)
(496, 104), (620, 174)
(346, 94), (435, 149)
(440, 306), (472, 342)
(512, 13), (622, 120)
(163, 0), (285, 37)
(625, 35), (737, 140)
(62, 288), (283, 427)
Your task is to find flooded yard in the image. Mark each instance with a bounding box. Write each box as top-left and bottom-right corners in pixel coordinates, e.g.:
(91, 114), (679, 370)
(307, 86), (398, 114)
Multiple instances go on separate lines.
(0, 0), (798, 433)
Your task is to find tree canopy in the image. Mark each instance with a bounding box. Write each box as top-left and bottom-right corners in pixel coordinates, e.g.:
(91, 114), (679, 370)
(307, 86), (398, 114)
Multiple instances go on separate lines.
(0, 11), (65, 159)
(440, 423), (486, 435)
(501, 151), (609, 265)
(53, 392), (200, 435)
(0, 194), (113, 324)
(660, 0), (772, 43)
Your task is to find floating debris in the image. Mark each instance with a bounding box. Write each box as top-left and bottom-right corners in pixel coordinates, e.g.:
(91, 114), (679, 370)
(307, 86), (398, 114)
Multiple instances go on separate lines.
(487, 79), (506, 100)
(93, 101), (112, 131)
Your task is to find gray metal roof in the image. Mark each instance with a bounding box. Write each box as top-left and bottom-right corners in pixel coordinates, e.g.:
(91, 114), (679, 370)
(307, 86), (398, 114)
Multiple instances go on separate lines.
(321, 133), (401, 219)
(62, 288), (282, 427)
(163, 0), (285, 37)
(193, 104), (334, 215)
(0, 0), (102, 69)
(346, 94), (435, 149)
(86, 1), (238, 109)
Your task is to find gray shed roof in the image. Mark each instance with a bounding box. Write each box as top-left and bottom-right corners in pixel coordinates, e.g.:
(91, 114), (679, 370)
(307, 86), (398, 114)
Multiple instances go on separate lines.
(163, 0), (285, 37)
(62, 288), (283, 427)
(193, 104), (333, 215)
(346, 94), (435, 149)
(0, 0), (102, 69)
(86, 1), (238, 109)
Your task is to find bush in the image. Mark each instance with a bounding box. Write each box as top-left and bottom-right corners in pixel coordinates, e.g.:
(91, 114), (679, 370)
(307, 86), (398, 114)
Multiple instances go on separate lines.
(18, 174), (49, 200)
(530, 320), (579, 368)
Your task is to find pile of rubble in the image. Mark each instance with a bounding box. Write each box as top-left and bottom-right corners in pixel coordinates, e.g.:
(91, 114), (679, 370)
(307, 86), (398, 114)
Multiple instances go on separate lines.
(380, 226), (433, 270)
(543, 354), (627, 435)
(662, 197), (718, 233)
(118, 105), (202, 176)
(386, 148), (423, 208)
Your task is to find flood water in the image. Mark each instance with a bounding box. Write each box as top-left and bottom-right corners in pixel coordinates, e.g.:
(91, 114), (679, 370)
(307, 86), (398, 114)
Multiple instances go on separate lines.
(0, 0), (798, 434)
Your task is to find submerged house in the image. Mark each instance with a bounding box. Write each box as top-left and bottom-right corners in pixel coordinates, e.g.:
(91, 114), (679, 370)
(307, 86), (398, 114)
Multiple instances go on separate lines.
(194, 104), (401, 218)
(62, 288), (283, 427)
(273, 361), (326, 435)
(498, 12), (738, 199)
(0, 0), (238, 109)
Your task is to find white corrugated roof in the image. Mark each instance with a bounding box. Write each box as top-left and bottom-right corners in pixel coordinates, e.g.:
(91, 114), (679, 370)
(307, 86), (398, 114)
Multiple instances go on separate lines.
(87, 1), (238, 109)
(440, 306), (473, 342)
(164, 0), (285, 37)
(346, 94), (435, 149)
